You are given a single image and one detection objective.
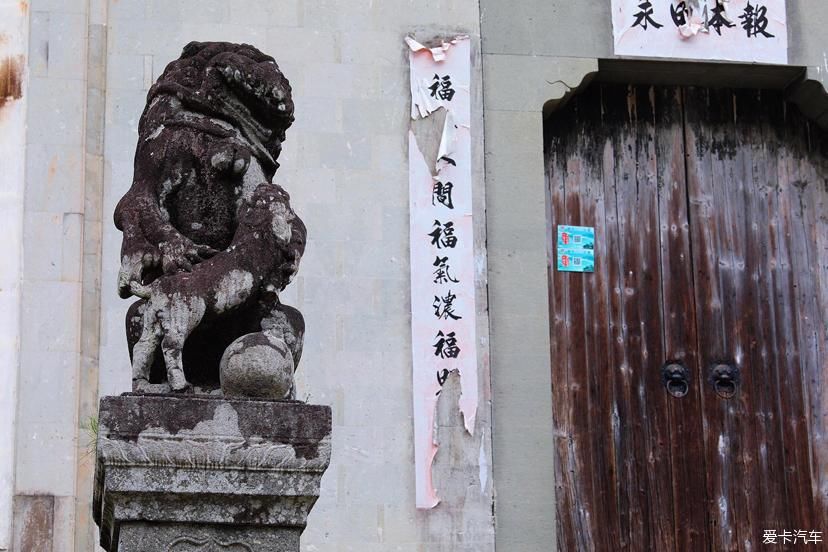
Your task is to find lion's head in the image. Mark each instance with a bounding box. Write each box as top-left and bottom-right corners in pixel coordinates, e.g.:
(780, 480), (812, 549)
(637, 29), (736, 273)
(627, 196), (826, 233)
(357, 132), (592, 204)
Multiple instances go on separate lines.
(142, 41), (294, 174)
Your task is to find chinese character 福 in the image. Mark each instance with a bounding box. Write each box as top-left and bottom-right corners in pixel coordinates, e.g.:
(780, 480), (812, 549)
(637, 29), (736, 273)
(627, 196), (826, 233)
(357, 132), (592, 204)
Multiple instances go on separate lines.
(433, 330), (461, 359)
(429, 220), (458, 249)
(429, 74), (456, 101)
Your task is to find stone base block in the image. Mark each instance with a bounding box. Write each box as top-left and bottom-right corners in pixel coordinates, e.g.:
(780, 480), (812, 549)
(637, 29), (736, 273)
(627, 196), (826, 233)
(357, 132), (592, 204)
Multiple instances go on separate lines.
(93, 393), (331, 552)
(116, 522), (300, 552)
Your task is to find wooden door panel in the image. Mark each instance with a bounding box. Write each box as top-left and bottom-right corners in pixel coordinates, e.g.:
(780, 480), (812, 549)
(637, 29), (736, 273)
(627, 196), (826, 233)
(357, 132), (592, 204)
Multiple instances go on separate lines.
(684, 87), (772, 548)
(621, 85), (677, 550)
(733, 89), (790, 533)
(774, 98), (822, 529)
(547, 83), (611, 551)
(790, 109), (828, 519)
(547, 84), (700, 550)
(653, 87), (709, 551)
(546, 83), (827, 551)
(684, 88), (825, 546)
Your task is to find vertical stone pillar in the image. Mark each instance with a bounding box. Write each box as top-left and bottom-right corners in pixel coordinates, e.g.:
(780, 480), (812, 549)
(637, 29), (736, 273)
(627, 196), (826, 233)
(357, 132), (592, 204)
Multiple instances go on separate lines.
(0, 1), (28, 547)
(93, 394), (331, 551)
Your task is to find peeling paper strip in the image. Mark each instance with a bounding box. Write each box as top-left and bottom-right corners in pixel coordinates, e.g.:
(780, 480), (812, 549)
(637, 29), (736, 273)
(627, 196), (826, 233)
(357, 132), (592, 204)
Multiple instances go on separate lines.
(407, 36), (478, 509)
(407, 35), (471, 121)
(611, 0), (787, 64)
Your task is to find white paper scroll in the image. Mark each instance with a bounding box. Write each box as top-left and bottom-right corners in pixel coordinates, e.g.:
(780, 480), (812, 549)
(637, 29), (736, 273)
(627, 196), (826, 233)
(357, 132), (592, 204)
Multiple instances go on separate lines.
(407, 35), (478, 509)
(611, 0), (788, 64)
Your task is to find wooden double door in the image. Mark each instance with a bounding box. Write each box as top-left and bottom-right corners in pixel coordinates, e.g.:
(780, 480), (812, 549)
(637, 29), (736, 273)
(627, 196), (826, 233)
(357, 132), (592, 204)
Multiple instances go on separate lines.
(546, 84), (827, 551)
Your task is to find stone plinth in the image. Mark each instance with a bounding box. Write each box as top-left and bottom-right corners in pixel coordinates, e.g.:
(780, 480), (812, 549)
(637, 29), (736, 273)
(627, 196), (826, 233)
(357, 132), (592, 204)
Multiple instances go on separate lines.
(93, 394), (331, 552)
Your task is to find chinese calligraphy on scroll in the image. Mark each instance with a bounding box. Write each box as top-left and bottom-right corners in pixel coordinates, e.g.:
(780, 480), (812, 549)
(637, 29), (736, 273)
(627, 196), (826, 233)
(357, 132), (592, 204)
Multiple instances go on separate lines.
(406, 35), (478, 509)
(612, 0), (787, 64)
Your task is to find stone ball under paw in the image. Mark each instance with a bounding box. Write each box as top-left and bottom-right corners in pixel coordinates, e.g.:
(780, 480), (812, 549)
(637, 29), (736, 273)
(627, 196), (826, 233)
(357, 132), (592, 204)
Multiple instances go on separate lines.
(219, 333), (295, 399)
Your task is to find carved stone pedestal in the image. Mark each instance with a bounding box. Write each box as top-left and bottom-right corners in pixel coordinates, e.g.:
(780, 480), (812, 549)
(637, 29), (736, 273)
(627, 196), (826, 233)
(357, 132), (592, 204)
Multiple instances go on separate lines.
(93, 394), (331, 552)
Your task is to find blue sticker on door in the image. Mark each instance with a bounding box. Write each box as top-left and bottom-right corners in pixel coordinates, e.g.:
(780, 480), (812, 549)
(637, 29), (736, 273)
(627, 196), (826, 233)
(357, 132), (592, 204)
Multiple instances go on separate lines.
(557, 225), (595, 273)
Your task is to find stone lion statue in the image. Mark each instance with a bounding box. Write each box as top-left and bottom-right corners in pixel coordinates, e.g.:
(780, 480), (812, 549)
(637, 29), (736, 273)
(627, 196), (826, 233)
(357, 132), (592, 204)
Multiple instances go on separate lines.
(114, 41), (306, 398)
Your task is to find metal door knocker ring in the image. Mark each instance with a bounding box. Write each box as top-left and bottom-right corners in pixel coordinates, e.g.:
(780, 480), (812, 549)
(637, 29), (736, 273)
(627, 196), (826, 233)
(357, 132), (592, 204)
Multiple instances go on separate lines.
(710, 363), (740, 399)
(662, 362), (689, 398)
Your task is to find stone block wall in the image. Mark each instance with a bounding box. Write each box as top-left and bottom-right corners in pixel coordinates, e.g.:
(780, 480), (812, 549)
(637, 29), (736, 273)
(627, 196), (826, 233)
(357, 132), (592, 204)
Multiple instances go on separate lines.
(6, 0), (495, 551)
(97, 2), (494, 551)
(0, 1), (29, 548)
(7, 0), (90, 550)
(6, 1), (828, 551)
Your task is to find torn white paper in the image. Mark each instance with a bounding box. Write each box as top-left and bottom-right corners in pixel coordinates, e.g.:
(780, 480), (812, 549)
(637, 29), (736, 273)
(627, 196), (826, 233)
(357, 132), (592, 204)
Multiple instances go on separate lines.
(407, 35), (478, 509)
(611, 0), (787, 64)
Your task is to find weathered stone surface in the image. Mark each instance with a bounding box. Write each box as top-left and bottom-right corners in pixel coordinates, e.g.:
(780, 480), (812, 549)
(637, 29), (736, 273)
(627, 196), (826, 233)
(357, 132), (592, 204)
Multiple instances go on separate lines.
(93, 394), (331, 552)
(115, 41), (307, 395)
(116, 522), (299, 552)
(11, 495), (55, 552)
(220, 332), (296, 399)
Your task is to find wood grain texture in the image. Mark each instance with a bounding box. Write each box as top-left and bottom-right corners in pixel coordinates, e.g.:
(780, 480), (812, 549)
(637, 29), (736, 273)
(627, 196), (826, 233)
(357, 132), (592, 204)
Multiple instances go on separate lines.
(655, 86), (709, 552)
(546, 84), (827, 551)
